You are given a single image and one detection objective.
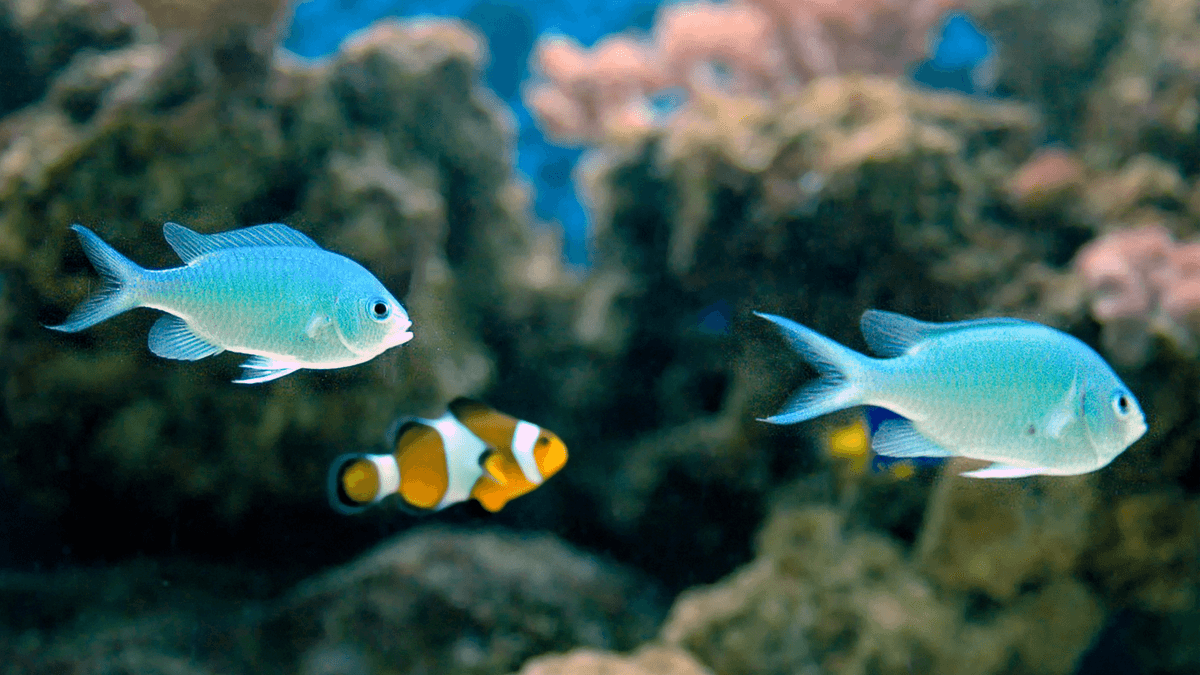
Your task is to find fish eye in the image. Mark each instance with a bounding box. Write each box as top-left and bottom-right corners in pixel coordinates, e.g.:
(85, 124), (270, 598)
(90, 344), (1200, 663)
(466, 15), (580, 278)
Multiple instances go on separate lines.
(368, 300), (390, 321)
(1111, 392), (1132, 417)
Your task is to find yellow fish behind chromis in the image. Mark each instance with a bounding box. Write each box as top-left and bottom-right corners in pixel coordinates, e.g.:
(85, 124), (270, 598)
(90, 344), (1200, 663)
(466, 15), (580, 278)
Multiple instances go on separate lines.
(328, 398), (568, 514)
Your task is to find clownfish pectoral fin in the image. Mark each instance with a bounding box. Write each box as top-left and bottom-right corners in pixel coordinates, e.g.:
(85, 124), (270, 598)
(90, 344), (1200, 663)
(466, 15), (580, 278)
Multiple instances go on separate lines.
(482, 451), (508, 486)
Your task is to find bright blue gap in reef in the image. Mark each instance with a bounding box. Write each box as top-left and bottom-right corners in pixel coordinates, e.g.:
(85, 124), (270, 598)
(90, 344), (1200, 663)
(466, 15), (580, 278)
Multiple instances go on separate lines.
(284, 2), (992, 266)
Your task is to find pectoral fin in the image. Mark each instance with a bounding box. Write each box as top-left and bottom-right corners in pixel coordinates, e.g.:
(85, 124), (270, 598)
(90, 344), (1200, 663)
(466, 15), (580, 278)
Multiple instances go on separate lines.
(482, 452), (508, 486)
(1041, 374), (1079, 439)
(305, 313), (333, 339)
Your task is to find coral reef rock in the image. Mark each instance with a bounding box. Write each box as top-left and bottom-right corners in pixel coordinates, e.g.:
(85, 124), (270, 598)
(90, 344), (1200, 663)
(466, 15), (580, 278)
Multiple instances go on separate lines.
(253, 528), (663, 675)
(4, 528), (663, 675)
(510, 646), (713, 675)
(660, 504), (1104, 675)
(3, 8), (535, 536)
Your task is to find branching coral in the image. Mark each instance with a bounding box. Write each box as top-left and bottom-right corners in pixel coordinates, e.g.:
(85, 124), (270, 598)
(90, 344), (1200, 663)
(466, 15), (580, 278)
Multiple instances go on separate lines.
(1075, 223), (1200, 364)
(524, 0), (962, 145)
(1006, 147), (1086, 210)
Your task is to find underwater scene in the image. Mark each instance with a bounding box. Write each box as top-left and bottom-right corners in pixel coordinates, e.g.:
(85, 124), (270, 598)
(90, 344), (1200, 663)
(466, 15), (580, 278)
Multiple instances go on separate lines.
(1, 0), (1199, 672)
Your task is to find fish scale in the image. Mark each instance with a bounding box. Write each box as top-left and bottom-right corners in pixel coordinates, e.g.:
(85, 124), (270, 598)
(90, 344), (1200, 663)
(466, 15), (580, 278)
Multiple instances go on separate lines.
(47, 222), (414, 383)
(758, 310), (1147, 478)
(922, 346), (1094, 469)
(152, 251), (352, 359)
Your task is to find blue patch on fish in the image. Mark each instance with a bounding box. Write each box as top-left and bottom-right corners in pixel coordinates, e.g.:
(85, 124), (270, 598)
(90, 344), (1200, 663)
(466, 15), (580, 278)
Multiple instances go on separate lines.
(913, 13), (996, 94)
(48, 223), (414, 383)
(756, 310), (1147, 478)
(863, 407), (944, 474)
(697, 300), (732, 335)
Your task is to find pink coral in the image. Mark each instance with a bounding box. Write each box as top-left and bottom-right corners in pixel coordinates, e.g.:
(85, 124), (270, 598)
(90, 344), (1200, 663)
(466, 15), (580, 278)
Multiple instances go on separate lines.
(526, 35), (666, 144)
(750, 0), (958, 78)
(1075, 223), (1200, 362)
(655, 2), (790, 97)
(525, 0), (963, 145)
(1075, 224), (1172, 322)
(1158, 244), (1200, 325)
(1007, 148), (1087, 209)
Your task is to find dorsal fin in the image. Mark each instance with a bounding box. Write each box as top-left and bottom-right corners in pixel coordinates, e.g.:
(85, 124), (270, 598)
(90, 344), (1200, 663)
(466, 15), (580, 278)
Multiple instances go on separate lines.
(162, 222), (321, 263)
(859, 310), (1035, 358)
(448, 398), (520, 453)
(447, 397), (498, 421)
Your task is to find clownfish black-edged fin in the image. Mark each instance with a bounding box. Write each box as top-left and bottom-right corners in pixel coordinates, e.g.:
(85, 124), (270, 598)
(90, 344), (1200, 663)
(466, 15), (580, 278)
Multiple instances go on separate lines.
(447, 397), (495, 418)
(332, 400), (568, 516)
(328, 453), (379, 515)
(384, 414), (423, 448)
(480, 450), (508, 485)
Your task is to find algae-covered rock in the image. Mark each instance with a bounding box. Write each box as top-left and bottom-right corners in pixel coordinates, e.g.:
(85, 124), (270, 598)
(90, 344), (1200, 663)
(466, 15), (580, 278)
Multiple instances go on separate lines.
(964, 0), (1135, 143)
(3, 527), (663, 675)
(0, 559), (272, 675)
(1, 9), (539, 529)
(253, 528), (664, 675)
(660, 504), (1104, 675)
(916, 470), (1097, 600)
(510, 646), (713, 675)
(1082, 0), (1200, 168)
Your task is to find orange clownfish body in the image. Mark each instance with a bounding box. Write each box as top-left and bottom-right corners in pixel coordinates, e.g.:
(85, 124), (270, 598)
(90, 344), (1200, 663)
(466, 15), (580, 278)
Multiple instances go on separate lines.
(328, 398), (568, 514)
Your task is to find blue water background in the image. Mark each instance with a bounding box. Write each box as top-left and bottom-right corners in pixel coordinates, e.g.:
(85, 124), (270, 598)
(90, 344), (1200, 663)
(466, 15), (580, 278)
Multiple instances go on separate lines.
(285, 1), (991, 265)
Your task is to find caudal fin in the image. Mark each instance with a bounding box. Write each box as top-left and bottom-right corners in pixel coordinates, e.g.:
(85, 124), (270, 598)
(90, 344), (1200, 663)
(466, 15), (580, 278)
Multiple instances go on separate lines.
(327, 453), (399, 515)
(755, 312), (871, 425)
(46, 225), (145, 333)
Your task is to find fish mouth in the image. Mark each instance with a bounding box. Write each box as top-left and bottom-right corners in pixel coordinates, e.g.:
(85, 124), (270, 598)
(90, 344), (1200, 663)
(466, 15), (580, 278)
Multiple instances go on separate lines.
(1131, 416), (1148, 443)
(394, 318), (414, 346)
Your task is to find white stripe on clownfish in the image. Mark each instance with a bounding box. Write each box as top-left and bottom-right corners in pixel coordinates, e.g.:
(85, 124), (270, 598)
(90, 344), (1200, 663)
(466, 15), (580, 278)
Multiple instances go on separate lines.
(366, 454), (400, 504)
(511, 420), (544, 485)
(329, 398), (569, 515)
(423, 413), (491, 510)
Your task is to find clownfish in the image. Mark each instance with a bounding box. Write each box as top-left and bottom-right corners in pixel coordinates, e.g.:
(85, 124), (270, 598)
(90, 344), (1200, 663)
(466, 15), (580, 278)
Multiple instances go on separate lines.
(328, 398), (568, 514)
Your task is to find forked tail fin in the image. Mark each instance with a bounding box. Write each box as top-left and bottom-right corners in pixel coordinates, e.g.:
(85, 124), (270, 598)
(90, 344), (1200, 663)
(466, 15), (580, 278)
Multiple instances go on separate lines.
(755, 312), (872, 425)
(46, 225), (144, 333)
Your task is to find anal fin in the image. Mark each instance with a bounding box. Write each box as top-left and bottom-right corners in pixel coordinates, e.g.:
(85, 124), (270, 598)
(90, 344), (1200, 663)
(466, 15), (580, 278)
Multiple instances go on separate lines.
(234, 355), (302, 384)
(960, 463), (1048, 479)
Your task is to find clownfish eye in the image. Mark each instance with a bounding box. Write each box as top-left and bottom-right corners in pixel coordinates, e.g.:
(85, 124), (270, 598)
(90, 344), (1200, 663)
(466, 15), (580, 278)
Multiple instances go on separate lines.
(537, 436), (550, 446)
(368, 299), (391, 321)
(1112, 392), (1132, 417)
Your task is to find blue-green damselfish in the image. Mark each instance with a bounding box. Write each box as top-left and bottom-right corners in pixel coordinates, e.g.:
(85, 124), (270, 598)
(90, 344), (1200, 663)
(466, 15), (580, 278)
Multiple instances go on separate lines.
(757, 310), (1147, 478)
(48, 223), (414, 383)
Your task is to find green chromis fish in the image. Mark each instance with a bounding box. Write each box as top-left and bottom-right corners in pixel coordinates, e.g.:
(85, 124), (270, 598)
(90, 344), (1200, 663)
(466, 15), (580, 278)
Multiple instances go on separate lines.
(757, 310), (1147, 478)
(48, 223), (414, 383)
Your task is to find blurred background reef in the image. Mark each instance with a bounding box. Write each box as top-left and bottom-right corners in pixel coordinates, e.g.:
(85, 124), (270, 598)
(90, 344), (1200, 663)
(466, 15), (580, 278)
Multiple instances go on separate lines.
(1, 0), (1199, 672)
